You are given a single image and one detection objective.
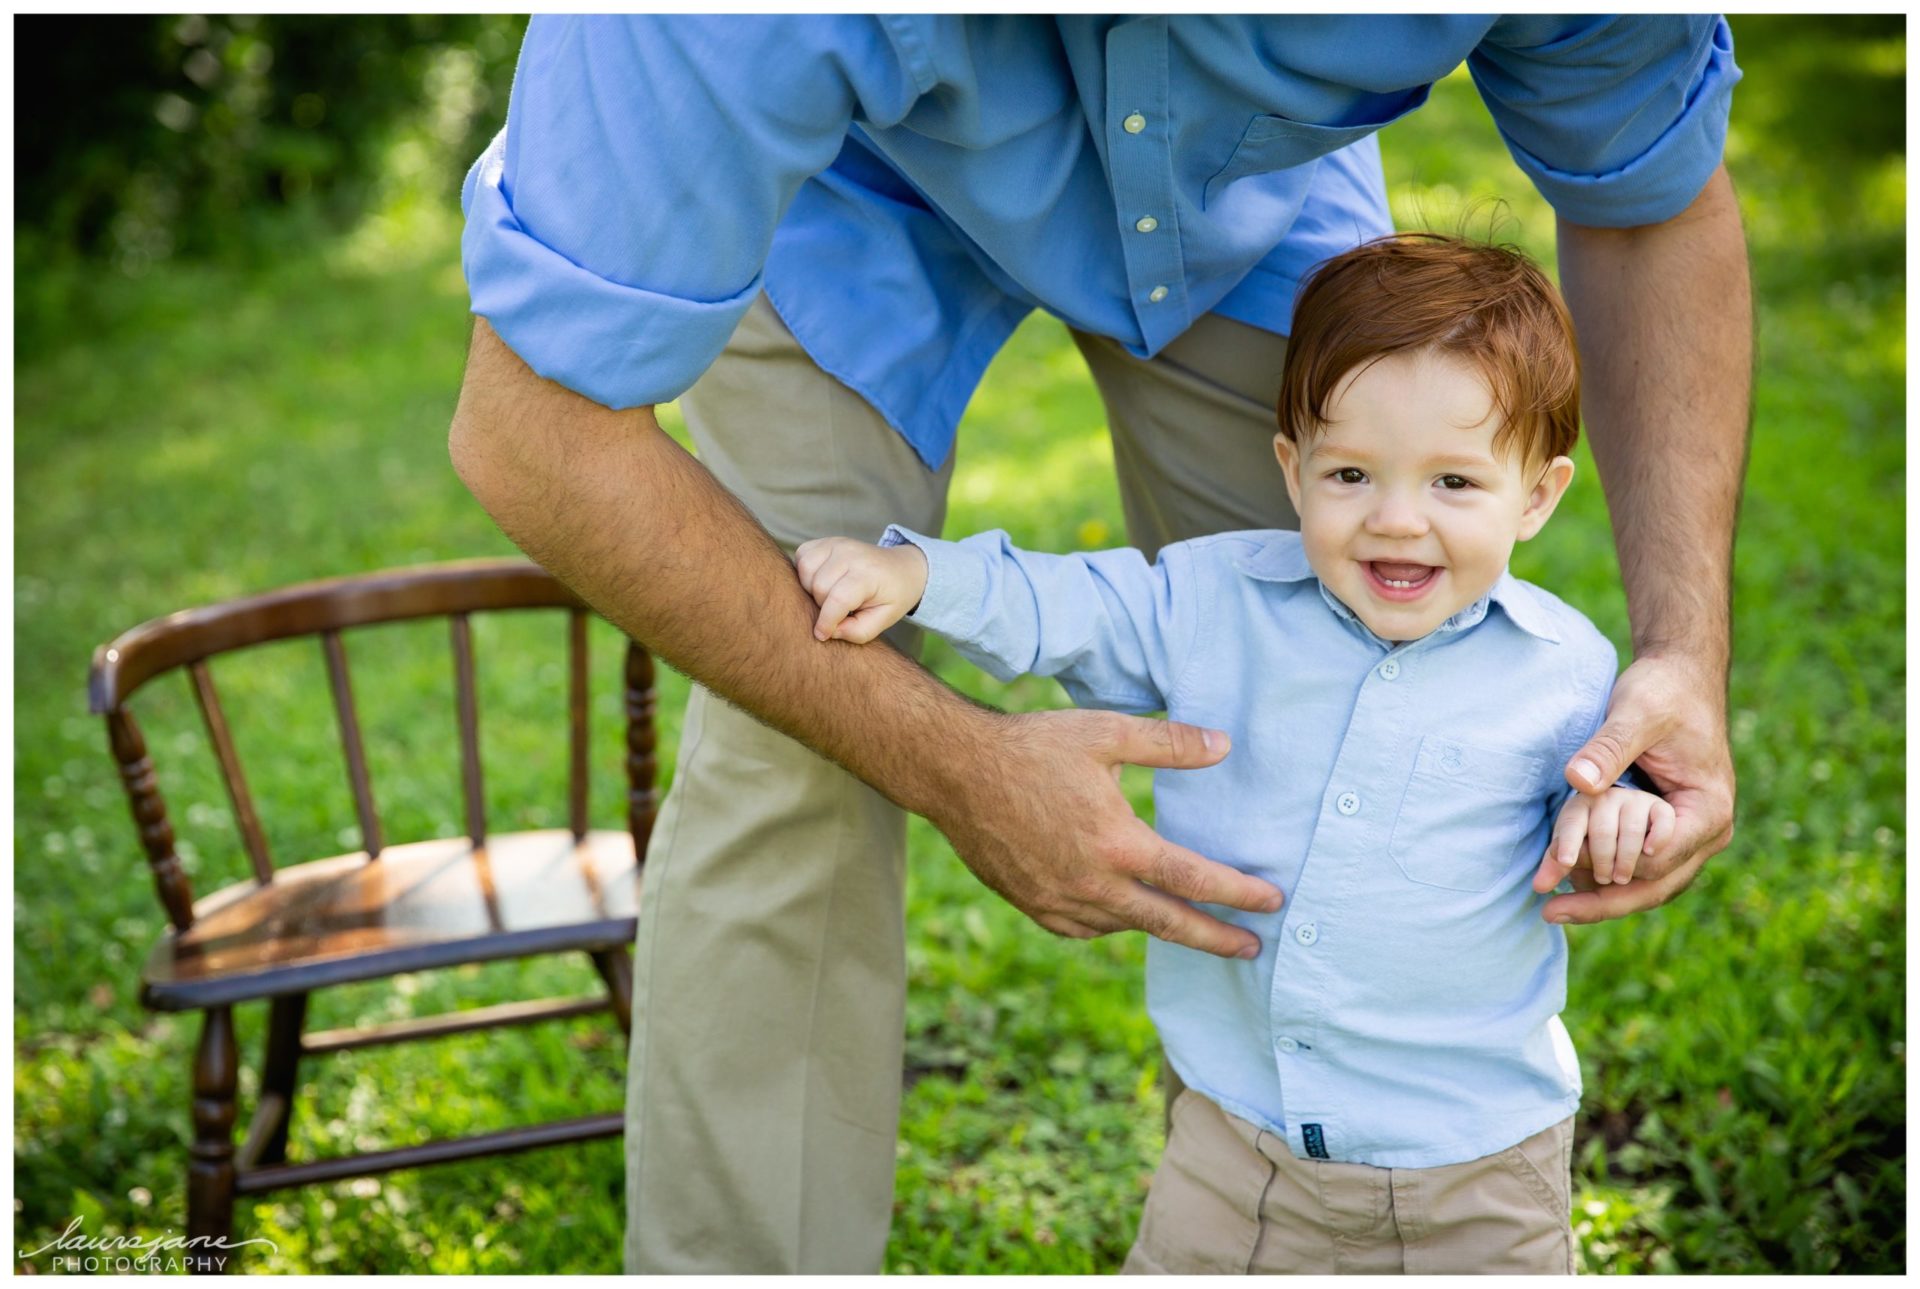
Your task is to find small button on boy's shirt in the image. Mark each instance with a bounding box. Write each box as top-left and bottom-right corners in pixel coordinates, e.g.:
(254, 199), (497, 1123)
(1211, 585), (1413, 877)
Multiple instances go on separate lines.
(883, 524), (1621, 1168)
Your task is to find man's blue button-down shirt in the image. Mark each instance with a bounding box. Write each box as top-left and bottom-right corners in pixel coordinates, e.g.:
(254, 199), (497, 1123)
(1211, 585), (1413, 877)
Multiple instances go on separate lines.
(461, 16), (1738, 471)
(883, 524), (1621, 1167)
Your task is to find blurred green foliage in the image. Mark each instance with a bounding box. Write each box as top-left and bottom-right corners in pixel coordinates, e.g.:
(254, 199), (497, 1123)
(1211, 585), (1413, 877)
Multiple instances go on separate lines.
(12, 13), (1905, 1277)
(15, 15), (525, 269)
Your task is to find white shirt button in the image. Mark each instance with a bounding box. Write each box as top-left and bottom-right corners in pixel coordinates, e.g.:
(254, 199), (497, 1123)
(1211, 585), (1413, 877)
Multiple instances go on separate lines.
(1295, 922), (1319, 946)
(1277, 1036), (1299, 1053)
(1123, 112), (1147, 134)
(1135, 215), (1159, 233)
(1148, 285), (1169, 303)
(1336, 791), (1360, 816)
(1378, 659), (1400, 680)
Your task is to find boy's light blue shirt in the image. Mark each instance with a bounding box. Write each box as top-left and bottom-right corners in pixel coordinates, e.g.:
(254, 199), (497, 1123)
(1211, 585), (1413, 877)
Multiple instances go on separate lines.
(461, 16), (1737, 472)
(883, 524), (1620, 1167)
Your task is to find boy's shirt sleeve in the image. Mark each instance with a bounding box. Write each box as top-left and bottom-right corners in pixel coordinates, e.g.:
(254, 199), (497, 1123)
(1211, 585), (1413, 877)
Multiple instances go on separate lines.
(881, 525), (1194, 713)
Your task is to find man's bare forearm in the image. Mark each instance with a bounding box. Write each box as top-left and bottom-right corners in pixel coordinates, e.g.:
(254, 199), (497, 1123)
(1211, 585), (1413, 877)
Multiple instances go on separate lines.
(1557, 164), (1752, 678)
(447, 317), (984, 816)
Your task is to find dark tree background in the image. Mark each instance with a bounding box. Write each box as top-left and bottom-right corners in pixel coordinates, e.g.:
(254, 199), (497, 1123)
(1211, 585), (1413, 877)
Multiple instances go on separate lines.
(16, 15), (527, 266)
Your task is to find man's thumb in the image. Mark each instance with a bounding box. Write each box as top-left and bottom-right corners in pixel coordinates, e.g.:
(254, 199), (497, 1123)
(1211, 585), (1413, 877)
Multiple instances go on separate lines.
(1567, 722), (1638, 794)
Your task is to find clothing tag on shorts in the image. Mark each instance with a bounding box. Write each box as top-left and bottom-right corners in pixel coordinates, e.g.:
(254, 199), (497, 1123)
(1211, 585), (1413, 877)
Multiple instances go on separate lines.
(1303, 1123), (1330, 1159)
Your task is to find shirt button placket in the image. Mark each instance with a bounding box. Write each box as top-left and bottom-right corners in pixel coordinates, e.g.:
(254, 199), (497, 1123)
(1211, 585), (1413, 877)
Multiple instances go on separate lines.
(1105, 19), (1178, 343)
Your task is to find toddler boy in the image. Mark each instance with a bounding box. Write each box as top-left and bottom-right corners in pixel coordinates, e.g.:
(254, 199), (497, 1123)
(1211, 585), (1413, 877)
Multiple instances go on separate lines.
(793, 234), (1672, 1274)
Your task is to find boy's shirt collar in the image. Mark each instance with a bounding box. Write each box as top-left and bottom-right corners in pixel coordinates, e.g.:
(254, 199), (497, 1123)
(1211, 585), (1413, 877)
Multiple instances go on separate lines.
(1230, 531), (1563, 646)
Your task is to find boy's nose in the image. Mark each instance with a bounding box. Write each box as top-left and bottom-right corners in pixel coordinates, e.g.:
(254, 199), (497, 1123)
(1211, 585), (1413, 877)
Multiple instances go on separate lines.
(1366, 493), (1429, 537)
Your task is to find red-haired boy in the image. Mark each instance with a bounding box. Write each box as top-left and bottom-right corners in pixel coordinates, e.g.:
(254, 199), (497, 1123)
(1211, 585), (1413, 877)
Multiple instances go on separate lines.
(794, 234), (1667, 1273)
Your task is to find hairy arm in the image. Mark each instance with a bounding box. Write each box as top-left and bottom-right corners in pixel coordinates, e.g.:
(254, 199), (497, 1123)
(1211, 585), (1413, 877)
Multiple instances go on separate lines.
(1549, 162), (1751, 922)
(448, 318), (1284, 954)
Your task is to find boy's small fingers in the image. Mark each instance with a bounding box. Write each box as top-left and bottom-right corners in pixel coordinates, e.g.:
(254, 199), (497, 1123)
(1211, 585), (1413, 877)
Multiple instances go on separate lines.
(813, 576), (861, 641)
(1556, 824), (1584, 869)
(1614, 814), (1649, 883)
(1549, 805), (1585, 868)
(835, 609), (886, 644)
(794, 541), (830, 582)
(1533, 848), (1575, 894)
(1647, 802), (1677, 856)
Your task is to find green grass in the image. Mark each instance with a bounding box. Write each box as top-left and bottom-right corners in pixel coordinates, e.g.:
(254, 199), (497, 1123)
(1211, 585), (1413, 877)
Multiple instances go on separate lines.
(13, 16), (1903, 1274)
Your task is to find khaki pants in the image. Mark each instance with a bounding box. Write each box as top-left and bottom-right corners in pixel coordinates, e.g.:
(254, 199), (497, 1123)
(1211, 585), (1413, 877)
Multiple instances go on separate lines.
(624, 294), (1294, 1273)
(1123, 1091), (1578, 1275)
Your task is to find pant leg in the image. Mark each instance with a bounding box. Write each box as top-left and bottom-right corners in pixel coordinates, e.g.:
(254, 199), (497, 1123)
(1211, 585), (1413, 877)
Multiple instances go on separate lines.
(1394, 1116), (1578, 1275)
(1069, 313), (1296, 554)
(1120, 1090), (1275, 1275)
(624, 294), (953, 1274)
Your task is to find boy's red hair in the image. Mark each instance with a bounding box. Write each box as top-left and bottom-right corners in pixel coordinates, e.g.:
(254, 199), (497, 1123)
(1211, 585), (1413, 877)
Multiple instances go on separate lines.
(1277, 233), (1581, 466)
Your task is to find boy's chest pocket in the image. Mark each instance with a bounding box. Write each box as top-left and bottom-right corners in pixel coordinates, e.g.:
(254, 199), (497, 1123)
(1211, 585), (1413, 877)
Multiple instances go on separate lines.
(1387, 735), (1550, 893)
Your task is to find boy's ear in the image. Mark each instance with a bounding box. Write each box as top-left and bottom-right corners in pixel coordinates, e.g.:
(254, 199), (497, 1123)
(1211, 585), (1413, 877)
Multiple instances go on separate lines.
(1516, 454), (1576, 541)
(1273, 433), (1304, 512)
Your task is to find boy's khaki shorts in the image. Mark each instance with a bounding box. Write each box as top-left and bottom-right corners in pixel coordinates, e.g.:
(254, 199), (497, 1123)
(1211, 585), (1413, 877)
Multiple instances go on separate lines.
(1122, 1090), (1577, 1275)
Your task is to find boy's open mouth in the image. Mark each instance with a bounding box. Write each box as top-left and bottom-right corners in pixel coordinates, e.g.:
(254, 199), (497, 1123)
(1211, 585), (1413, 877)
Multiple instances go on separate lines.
(1364, 560), (1440, 601)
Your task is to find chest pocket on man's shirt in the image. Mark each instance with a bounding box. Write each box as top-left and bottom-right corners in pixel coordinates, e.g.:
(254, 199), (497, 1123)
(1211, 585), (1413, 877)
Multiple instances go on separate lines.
(1388, 735), (1550, 893)
(1202, 87), (1431, 209)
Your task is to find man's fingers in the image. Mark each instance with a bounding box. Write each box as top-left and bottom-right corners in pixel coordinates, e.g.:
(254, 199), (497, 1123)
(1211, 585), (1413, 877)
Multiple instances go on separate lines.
(1100, 713), (1231, 770)
(1543, 849), (1707, 925)
(1124, 829), (1285, 914)
(1116, 884), (1263, 960)
(1033, 911), (1113, 940)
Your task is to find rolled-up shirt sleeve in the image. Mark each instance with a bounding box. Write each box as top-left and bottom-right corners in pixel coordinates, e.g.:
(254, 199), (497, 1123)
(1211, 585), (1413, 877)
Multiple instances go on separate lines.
(460, 16), (920, 409)
(1468, 15), (1740, 228)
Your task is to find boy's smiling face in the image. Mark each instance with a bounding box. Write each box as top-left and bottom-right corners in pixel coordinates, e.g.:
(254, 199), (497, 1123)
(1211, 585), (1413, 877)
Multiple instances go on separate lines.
(1273, 347), (1575, 643)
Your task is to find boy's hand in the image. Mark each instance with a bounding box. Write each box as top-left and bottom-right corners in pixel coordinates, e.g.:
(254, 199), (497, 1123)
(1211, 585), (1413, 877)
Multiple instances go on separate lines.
(1533, 786), (1677, 894)
(794, 536), (930, 644)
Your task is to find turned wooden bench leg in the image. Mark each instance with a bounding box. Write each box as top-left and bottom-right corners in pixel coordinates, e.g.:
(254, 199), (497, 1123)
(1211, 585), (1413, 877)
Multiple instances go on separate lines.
(590, 948), (633, 1035)
(257, 993), (308, 1166)
(188, 1005), (239, 1273)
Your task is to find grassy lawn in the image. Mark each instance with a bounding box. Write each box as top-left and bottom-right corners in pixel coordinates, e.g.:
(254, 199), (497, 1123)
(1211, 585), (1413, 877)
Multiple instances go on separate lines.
(13, 16), (1903, 1274)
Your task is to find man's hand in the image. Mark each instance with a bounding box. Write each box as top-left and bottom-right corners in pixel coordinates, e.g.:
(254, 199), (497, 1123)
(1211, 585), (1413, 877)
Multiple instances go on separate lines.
(926, 708), (1284, 959)
(1544, 653), (1735, 923)
(794, 536), (928, 643)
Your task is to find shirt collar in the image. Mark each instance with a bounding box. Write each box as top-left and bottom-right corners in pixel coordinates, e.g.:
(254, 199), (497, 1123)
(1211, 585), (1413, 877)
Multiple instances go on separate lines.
(1231, 532), (1562, 645)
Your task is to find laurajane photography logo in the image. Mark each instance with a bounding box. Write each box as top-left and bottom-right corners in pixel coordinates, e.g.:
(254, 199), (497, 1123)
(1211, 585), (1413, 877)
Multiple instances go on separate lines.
(18, 1216), (278, 1273)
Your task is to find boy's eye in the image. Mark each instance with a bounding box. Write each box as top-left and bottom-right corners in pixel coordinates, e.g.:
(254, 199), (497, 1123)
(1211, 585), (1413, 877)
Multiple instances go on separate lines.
(1436, 474), (1473, 491)
(1332, 468), (1367, 484)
